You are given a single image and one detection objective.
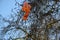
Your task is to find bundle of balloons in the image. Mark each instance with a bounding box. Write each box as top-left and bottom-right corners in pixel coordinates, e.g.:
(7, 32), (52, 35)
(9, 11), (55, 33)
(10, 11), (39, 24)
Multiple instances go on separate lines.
(22, 2), (31, 20)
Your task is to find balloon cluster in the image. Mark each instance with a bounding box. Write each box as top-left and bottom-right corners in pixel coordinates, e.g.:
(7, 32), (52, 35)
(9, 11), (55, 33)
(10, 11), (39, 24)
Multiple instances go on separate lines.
(22, 2), (31, 20)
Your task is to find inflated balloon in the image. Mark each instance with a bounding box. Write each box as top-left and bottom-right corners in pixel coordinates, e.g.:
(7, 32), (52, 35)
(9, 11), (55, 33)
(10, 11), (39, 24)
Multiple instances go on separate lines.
(22, 2), (31, 20)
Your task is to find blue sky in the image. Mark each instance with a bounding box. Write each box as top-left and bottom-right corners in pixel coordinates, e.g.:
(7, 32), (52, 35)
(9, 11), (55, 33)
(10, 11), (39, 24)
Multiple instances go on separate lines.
(0, 0), (24, 18)
(0, 0), (16, 17)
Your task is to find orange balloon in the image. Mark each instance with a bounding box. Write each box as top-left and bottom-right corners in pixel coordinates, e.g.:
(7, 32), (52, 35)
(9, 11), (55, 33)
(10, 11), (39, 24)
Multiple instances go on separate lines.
(22, 2), (31, 20)
(22, 12), (29, 20)
(23, 17), (27, 20)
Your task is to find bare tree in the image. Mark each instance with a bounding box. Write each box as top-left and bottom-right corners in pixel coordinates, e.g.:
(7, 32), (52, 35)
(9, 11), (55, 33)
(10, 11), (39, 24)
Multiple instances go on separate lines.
(0, 0), (60, 40)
